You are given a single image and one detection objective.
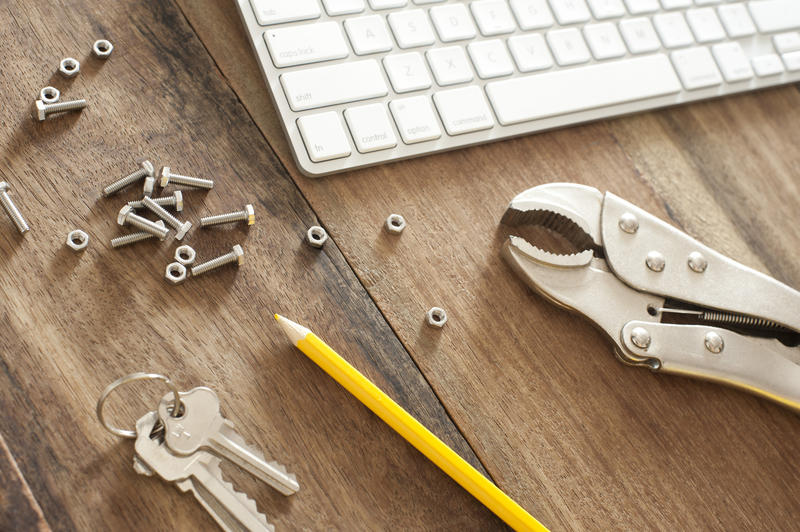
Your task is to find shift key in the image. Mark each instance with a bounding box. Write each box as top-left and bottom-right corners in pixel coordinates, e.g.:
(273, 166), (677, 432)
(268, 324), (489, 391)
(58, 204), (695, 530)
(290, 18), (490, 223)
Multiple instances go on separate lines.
(281, 60), (388, 111)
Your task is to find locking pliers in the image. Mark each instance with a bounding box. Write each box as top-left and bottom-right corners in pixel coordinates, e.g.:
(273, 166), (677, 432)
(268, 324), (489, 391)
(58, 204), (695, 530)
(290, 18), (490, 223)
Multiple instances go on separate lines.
(501, 183), (800, 410)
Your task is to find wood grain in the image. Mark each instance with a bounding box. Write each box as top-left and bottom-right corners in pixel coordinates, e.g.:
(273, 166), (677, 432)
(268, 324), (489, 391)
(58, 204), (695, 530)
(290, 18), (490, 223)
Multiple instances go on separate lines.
(0, 0), (504, 530)
(0, 433), (50, 531)
(178, 2), (800, 529)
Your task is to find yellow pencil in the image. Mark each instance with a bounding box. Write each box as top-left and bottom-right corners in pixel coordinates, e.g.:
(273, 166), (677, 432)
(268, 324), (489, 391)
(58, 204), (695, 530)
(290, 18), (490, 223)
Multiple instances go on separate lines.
(275, 314), (547, 532)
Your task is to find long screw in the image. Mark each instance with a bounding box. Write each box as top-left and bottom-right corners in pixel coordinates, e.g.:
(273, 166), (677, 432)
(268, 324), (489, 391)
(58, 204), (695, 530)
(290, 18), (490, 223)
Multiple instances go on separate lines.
(117, 206), (169, 241)
(128, 191), (184, 212)
(111, 221), (166, 248)
(191, 245), (244, 276)
(200, 204), (255, 227)
(33, 99), (87, 121)
(142, 196), (192, 240)
(102, 160), (155, 197)
(158, 166), (214, 190)
(0, 182), (30, 234)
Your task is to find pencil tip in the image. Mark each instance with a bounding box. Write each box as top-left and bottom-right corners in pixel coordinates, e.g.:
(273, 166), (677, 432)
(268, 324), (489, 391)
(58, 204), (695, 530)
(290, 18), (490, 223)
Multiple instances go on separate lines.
(274, 314), (310, 345)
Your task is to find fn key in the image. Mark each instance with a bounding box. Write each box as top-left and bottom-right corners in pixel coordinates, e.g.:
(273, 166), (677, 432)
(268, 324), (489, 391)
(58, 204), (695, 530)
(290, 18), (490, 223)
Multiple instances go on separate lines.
(297, 112), (352, 162)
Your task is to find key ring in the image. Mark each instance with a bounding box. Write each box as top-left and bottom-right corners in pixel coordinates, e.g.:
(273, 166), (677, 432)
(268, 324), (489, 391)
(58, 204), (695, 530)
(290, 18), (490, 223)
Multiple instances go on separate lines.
(96, 372), (182, 439)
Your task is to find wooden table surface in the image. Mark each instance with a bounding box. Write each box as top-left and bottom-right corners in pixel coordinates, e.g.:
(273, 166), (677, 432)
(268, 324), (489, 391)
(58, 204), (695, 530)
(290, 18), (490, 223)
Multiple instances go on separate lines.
(1, 1), (799, 530)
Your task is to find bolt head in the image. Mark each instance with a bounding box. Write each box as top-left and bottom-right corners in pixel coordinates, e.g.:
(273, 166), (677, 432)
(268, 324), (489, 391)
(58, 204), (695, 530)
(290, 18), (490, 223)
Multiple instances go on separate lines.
(630, 327), (652, 349)
(245, 204), (255, 226)
(141, 160), (155, 177)
(645, 251), (666, 272)
(175, 221), (193, 241)
(687, 251), (708, 273)
(174, 191), (184, 212)
(33, 100), (47, 121)
(143, 177), (155, 197)
(704, 331), (724, 354)
(158, 166), (171, 187)
(117, 205), (133, 225)
(232, 244), (245, 265)
(618, 212), (639, 234)
(0, 182), (8, 193)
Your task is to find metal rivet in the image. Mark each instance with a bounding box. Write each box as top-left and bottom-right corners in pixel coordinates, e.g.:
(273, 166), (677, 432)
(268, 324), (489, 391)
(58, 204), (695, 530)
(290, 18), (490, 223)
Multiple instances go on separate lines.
(618, 212), (639, 234)
(645, 251), (665, 272)
(687, 251), (708, 273)
(630, 327), (651, 349)
(704, 331), (724, 354)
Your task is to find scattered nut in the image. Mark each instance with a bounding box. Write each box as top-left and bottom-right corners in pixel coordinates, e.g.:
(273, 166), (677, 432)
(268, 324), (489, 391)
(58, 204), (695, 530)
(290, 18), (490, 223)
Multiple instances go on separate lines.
(174, 245), (196, 266)
(58, 57), (80, 78)
(39, 86), (60, 104)
(385, 214), (406, 234)
(306, 225), (328, 248)
(165, 262), (187, 285)
(66, 229), (89, 252)
(426, 307), (447, 328)
(92, 39), (113, 59)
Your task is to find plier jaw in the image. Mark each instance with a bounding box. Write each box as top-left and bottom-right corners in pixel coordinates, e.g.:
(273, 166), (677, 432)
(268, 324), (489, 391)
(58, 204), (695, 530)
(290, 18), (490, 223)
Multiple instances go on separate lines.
(502, 183), (800, 410)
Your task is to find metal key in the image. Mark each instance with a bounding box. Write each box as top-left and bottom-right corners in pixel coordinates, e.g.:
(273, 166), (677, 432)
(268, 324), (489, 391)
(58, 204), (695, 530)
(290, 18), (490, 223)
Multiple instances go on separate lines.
(133, 411), (274, 532)
(158, 387), (300, 496)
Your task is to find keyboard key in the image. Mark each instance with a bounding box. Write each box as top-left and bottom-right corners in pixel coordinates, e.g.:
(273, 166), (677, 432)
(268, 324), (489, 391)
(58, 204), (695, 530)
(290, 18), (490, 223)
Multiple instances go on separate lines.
(624, 0), (659, 14)
(547, 28), (592, 65)
(587, 0), (626, 19)
(748, 0), (800, 33)
(584, 22), (627, 59)
(383, 52), (433, 92)
(686, 8), (726, 43)
(620, 17), (662, 54)
(751, 53), (784, 76)
(486, 54), (681, 124)
(433, 86), (495, 134)
(671, 46), (722, 89)
(345, 15), (394, 55)
(322, 0), (365, 15)
(660, 0), (691, 9)
(369, 0), (406, 8)
(250, 0), (321, 25)
(774, 32), (800, 53)
(429, 4), (477, 42)
(344, 103), (398, 152)
(548, 0), (591, 25)
(389, 96), (442, 143)
(297, 112), (351, 162)
(711, 42), (754, 81)
(510, 0), (555, 29)
(717, 4), (756, 38)
(654, 12), (694, 48)
(265, 22), (348, 68)
(471, 0), (518, 36)
(281, 60), (388, 111)
(508, 34), (555, 70)
(388, 9), (436, 48)
(427, 46), (475, 85)
(468, 39), (515, 78)
(785, 51), (800, 71)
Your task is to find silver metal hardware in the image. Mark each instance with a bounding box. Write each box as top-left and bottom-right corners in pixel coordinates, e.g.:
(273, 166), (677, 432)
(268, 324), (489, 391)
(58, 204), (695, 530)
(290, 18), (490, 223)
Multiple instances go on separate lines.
(39, 86), (60, 104)
(165, 262), (188, 285)
(142, 196), (192, 240)
(33, 98), (87, 121)
(191, 245), (244, 277)
(66, 229), (89, 251)
(58, 57), (80, 77)
(645, 251), (665, 272)
(92, 39), (113, 58)
(704, 331), (724, 354)
(95, 372), (183, 439)
(306, 226), (327, 248)
(102, 160), (155, 197)
(175, 245), (196, 266)
(385, 214), (406, 234)
(630, 327), (651, 350)
(128, 191), (183, 212)
(158, 166), (214, 190)
(688, 251), (708, 273)
(0, 182), (30, 234)
(618, 212), (639, 234)
(110, 221), (166, 248)
(426, 307), (447, 328)
(143, 176), (155, 198)
(117, 205), (169, 241)
(200, 204), (255, 227)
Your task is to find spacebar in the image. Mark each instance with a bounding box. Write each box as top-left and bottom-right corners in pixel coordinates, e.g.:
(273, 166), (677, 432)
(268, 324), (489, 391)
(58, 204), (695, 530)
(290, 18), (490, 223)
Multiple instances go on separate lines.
(486, 55), (682, 126)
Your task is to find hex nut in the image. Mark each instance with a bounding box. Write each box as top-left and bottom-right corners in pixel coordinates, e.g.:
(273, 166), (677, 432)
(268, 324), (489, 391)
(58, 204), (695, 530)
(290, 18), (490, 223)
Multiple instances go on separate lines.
(92, 39), (113, 58)
(175, 245), (196, 266)
(66, 229), (89, 251)
(426, 307), (447, 328)
(58, 57), (80, 78)
(385, 214), (406, 234)
(165, 262), (187, 285)
(40, 86), (60, 104)
(306, 226), (328, 248)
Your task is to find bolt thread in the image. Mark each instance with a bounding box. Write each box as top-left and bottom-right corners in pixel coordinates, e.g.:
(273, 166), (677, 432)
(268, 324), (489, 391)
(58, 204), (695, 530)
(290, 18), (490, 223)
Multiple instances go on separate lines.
(126, 213), (169, 239)
(103, 168), (149, 197)
(0, 191), (30, 234)
(191, 252), (237, 276)
(142, 197), (182, 230)
(45, 99), (87, 114)
(200, 211), (246, 227)
(169, 174), (214, 190)
(128, 195), (176, 210)
(110, 230), (157, 248)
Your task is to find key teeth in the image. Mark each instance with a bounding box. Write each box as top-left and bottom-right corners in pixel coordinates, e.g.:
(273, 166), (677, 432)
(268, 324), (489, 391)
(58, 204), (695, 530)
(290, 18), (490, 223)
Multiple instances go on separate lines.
(210, 457), (272, 528)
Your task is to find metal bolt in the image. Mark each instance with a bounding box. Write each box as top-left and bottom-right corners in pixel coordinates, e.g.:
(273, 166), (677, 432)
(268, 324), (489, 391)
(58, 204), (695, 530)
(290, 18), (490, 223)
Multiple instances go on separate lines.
(0, 182), (30, 234)
(32, 98), (87, 121)
(128, 191), (183, 212)
(102, 160), (155, 197)
(158, 166), (214, 190)
(630, 327), (652, 349)
(110, 221), (166, 248)
(117, 205), (169, 241)
(704, 331), (724, 354)
(645, 251), (665, 272)
(191, 244), (244, 277)
(143, 176), (156, 197)
(687, 251), (708, 273)
(200, 204), (255, 227)
(142, 196), (192, 240)
(618, 212), (639, 234)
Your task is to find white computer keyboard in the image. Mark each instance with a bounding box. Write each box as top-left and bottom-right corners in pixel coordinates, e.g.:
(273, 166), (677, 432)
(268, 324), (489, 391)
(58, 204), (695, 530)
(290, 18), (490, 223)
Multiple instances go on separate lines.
(235, 0), (800, 176)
